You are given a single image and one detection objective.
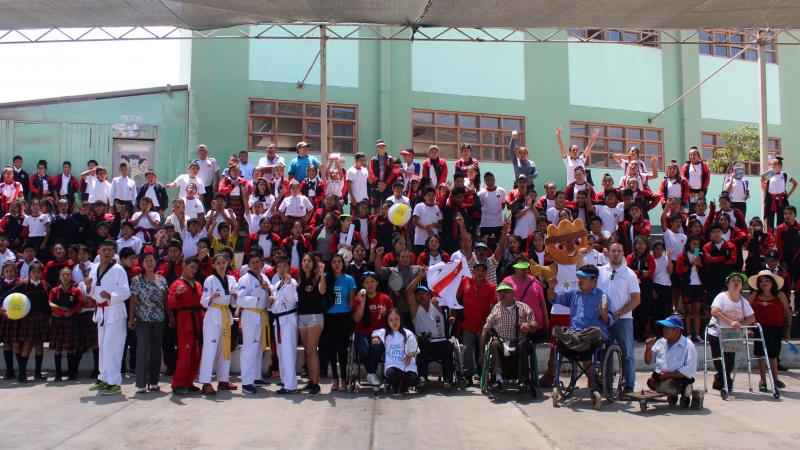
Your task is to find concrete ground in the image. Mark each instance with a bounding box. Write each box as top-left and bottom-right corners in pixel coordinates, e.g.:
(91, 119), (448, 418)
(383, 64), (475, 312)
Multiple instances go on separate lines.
(1, 369), (799, 449)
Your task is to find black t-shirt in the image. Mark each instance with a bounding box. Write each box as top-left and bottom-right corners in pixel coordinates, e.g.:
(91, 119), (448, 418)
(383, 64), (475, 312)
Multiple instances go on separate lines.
(297, 276), (324, 315)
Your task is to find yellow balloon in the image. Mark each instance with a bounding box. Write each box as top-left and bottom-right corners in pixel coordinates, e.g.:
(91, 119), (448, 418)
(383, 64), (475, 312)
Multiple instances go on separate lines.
(388, 203), (412, 226)
(3, 293), (31, 321)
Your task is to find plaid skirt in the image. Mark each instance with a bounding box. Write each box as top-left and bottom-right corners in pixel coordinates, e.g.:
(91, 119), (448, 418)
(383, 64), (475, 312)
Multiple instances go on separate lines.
(78, 311), (98, 350)
(227, 195), (247, 235)
(13, 310), (50, 343)
(49, 316), (81, 352)
(0, 316), (11, 343)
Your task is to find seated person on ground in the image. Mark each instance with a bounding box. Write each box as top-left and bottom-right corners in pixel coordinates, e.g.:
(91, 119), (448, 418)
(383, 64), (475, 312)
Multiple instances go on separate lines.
(371, 308), (420, 394)
(479, 282), (538, 389)
(644, 315), (697, 395)
(551, 264), (614, 353)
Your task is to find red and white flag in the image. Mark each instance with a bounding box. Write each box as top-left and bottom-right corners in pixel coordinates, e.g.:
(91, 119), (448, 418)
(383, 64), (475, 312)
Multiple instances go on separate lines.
(426, 256), (471, 309)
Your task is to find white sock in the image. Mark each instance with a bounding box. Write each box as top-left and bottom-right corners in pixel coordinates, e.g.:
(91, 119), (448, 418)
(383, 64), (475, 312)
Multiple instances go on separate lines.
(496, 373), (503, 382)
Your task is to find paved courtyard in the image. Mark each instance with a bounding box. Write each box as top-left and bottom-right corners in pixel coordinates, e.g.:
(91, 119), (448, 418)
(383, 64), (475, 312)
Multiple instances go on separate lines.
(1, 370), (798, 449)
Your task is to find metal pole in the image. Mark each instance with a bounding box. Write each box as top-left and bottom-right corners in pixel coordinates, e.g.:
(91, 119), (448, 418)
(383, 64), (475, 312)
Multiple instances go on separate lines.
(320, 25), (329, 163)
(757, 29), (769, 172)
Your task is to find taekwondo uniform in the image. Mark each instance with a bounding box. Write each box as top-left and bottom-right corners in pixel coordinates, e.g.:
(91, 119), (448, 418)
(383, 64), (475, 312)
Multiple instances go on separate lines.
(270, 277), (299, 390)
(84, 262), (130, 387)
(199, 273), (237, 385)
(236, 269), (270, 386)
(167, 277), (204, 389)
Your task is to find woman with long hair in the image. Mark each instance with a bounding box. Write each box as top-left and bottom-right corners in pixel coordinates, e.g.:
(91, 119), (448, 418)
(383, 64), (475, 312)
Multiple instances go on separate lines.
(297, 253), (327, 395)
(371, 308), (419, 395)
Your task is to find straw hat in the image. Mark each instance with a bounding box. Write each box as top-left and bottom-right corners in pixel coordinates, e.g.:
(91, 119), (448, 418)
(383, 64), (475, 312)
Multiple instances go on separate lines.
(748, 270), (784, 291)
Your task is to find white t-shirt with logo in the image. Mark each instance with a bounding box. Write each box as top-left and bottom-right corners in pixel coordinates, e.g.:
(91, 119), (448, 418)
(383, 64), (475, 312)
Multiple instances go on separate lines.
(412, 202), (442, 246)
(477, 187), (507, 228)
(196, 157), (220, 188)
(594, 204), (624, 234)
(707, 292), (754, 337)
(23, 214), (50, 237)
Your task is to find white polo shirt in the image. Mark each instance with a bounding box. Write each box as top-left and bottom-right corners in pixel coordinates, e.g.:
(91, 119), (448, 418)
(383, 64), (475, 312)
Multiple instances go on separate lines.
(86, 176), (112, 204)
(597, 263), (640, 320)
(182, 196), (205, 219)
(110, 176), (136, 202)
(278, 194), (313, 217)
(346, 166), (369, 202)
(594, 204), (624, 234)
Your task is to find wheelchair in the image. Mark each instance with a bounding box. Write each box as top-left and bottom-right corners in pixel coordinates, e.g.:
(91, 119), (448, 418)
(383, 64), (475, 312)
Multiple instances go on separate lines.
(344, 331), (389, 395)
(416, 334), (469, 390)
(551, 339), (623, 410)
(479, 335), (540, 400)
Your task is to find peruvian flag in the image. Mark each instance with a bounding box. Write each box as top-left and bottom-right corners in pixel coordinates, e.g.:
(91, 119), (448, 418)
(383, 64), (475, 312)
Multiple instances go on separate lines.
(427, 256), (471, 309)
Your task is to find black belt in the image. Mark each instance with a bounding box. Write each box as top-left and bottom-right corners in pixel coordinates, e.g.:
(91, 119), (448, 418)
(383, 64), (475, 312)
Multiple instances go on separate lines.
(272, 308), (298, 344)
(175, 306), (203, 345)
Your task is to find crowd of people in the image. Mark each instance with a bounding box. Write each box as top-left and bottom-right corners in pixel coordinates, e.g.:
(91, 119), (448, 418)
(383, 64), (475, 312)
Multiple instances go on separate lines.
(0, 125), (795, 398)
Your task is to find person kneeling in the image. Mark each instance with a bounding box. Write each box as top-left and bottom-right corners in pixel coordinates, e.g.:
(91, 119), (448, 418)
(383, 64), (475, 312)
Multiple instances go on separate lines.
(371, 308), (419, 395)
(644, 315), (697, 396)
(551, 265), (613, 353)
(479, 283), (538, 390)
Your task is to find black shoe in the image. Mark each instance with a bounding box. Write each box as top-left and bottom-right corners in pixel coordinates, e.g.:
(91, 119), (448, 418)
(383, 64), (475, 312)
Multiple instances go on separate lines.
(253, 379), (270, 386)
(309, 384), (321, 396)
(4, 370), (15, 380)
(491, 380), (504, 391)
(759, 382), (769, 392)
(301, 382), (313, 391)
(623, 387), (634, 394)
(276, 387), (297, 395)
(34, 372), (45, 381)
(776, 380), (786, 389)
(187, 385), (201, 392)
(712, 374), (722, 391)
(17, 372), (28, 383)
(54, 375), (63, 382)
(172, 386), (188, 396)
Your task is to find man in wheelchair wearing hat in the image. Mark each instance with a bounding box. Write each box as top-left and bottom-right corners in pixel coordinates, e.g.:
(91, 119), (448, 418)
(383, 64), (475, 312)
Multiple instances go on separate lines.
(644, 315), (697, 396)
(479, 282), (537, 390)
(551, 264), (614, 352)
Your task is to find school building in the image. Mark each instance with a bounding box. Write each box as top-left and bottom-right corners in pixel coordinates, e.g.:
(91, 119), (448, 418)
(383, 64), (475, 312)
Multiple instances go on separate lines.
(1, 28), (799, 218)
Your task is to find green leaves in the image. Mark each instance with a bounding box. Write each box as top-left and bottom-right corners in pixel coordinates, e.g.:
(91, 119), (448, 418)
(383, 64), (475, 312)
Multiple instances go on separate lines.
(708, 126), (760, 174)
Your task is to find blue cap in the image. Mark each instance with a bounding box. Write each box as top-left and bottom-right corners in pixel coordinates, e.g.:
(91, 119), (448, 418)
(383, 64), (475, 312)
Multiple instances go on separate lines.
(657, 315), (685, 330)
(414, 285), (430, 293)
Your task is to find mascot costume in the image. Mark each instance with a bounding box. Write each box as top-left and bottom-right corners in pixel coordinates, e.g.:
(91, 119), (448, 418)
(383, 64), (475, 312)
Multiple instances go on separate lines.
(530, 218), (592, 387)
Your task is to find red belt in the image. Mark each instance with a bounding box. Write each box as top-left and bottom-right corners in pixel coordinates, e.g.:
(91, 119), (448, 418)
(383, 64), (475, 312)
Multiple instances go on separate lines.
(95, 300), (109, 326)
(767, 192), (787, 212)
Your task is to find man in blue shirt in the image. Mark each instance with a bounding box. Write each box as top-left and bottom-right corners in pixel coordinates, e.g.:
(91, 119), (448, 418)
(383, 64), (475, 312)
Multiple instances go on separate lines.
(644, 315), (697, 396)
(552, 264), (614, 352)
(288, 141), (321, 182)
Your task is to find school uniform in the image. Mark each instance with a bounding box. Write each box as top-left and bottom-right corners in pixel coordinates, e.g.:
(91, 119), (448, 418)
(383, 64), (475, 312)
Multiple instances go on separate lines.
(83, 262), (130, 387)
(236, 270), (271, 387)
(48, 283), (84, 353)
(198, 273), (237, 385)
(268, 277), (299, 390)
(14, 280), (50, 344)
(167, 277), (204, 389)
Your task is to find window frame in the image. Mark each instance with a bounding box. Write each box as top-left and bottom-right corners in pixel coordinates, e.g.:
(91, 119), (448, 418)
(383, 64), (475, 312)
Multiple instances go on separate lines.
(568, 28), (661, 48)
(411, 108), (525, 162)
(568, 121), (665, 171)
(698, 29), (778, 64)
(701, 131), (781, 175)
(247, 99), (359, 154)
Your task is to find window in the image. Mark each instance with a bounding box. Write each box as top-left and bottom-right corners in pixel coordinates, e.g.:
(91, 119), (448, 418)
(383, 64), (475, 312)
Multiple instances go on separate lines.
(698, 29), (777, 63)
(569, 121), (664, 170)
(568, 28), (660, 47)
(248, 99), (358, 154)
(411, 109), (524, 161)
(701, 132), (780, 175)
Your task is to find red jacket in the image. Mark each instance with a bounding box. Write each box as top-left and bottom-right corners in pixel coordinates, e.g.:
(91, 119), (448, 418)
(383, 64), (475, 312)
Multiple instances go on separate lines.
(775, 220), (800, 263)
(701, 240), (737, 267)
(0, 181), (24, 213)
(675, 252), (704, 287)
(329, 230), (365, 255)
(299, 178), (326, 209)
(167, 278), (204, 338)
(245, 231), (281, 257)
(51, 174), (81, 200)
(710, 208), (748, 234)
(416, 251), (451, 266)
(723, 226), (748, 247)
(369, 155), (394, 184)
(29, 172), (52, 199)
(536, 195), (555, 212)
(48, 283), (84, 318)
(420, 158), (448, 185)
(626, 253), (656, 281)
(681, 160), (711, 191)
(218, 176), (251, 197)
(631, 189), (661, 212)
(565, 182), (596, 202)
(658, 176), (690, 206)
(617, 219), (651, 254)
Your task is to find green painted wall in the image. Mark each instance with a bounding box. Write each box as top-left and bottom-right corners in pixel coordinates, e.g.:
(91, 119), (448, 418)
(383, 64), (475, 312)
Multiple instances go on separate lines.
(0, 89), (189, 185)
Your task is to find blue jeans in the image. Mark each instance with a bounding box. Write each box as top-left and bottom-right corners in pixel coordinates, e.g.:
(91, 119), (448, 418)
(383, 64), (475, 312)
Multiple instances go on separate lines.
(354, 332), (383, 375)
(610, 319), (635, 390)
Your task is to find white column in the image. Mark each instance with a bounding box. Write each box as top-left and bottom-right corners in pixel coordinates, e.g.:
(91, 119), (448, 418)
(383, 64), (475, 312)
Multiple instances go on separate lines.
(320, 25), (328, 162)
(757, 29), (769, 172)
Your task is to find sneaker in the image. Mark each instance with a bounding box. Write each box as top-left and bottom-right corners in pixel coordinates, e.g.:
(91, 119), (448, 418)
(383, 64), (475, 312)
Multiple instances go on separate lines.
(172, 386), (189, 396)
(187, 385), (201, 392)
(309, 384), (321, 396)
(776, 379), (786, 389)
(148, 384), (161, 392)
(54, 375), (63, 382)
(100, 385), (122, 395)
(217, 381), (237, 391)
(242, 384), (257, 395)
(136, 387), (148, 394)
(89, 380), (108, 391)
(366, 373), (381, 386)
(759, 382), (769, 392)
(623, 387), (635, 394)
(417, 378), (428, 389)
(201, 383), (217, 395)
(254, 379), (270, 386)
(301, 382), (313, 391)
(34, 372), (45, 381)
(4, 370), (15, 380)
(330, 378), (340, 391)
(276, 387), (297, 395)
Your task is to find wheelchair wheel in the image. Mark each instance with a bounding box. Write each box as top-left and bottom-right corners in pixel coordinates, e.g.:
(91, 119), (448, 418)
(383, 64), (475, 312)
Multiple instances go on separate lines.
(551, 387), (559, 407)
(480, 344), (491, 394)
(601, 344), (623, 402)
(451, 337), (466, 389)
(346, 333), (360, 393)
(667, 395), (678, 406)
(591, 391), (603, 410)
